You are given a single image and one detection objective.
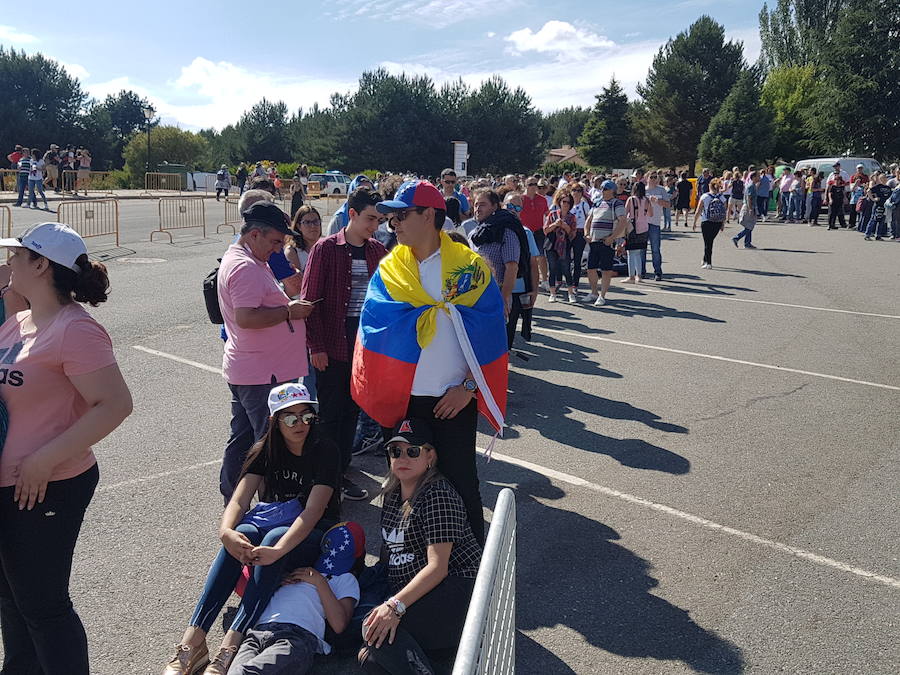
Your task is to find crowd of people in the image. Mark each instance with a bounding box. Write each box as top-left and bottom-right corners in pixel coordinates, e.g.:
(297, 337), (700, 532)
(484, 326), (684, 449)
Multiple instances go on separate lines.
(6, 143), (96, 207)
(0, 152), (896, 675)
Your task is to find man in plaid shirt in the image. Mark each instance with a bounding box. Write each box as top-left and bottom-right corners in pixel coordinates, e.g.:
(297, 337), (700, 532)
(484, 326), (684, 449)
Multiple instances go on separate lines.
(300, 187), (387, 501)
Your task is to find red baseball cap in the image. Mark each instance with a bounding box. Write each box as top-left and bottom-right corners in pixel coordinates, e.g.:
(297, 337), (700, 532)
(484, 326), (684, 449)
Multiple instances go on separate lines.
(376, 180), (447, 214)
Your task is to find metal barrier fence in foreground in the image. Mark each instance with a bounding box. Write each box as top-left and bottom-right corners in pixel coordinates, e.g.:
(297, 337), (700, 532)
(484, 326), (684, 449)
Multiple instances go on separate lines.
(218, 198), (241, 234)
(453, 488), (516, 675)
(153, 196), (206, 243)
(56, 199), (120, 246)
(0, 205), (11, 238)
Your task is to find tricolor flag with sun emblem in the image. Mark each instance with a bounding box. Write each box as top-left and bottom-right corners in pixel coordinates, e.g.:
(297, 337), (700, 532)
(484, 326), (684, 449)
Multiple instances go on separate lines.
(351, 231), (508, 435)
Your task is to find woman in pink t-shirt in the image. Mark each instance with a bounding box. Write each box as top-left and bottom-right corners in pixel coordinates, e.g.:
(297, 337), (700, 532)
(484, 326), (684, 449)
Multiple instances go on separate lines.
(0, 222), (132, 674)
(623, 181), (654, 284)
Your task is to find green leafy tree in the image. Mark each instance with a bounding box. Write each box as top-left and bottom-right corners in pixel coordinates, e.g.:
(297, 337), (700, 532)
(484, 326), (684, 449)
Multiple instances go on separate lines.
(543, 106), (590, 149)
(699, 71), (775, 173)
(237, 99), (290, 162)
(289, 103), (344, 168)
(810, 0), (900, 158)
(199, 124), (246, 170)
(456, 75), (543, 174)
(122, 125), (208, 179)
(578, 78), (632, 168)
(0, 47), (85, 155)
(759, 66), (822, 160)
(635, 16), (745, 172)
(758, 0), (844, 70)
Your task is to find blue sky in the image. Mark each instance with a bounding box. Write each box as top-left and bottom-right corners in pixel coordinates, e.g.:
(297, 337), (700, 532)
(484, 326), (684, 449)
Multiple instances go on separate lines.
(1, 1), (766, 131)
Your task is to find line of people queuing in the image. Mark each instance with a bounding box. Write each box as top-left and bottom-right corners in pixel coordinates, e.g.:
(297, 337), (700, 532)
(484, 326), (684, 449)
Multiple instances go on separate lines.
(6, 143), (95, 206)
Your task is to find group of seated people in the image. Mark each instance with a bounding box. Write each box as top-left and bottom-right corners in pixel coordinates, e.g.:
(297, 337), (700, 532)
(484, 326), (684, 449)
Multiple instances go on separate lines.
(163, 383), (481, 675)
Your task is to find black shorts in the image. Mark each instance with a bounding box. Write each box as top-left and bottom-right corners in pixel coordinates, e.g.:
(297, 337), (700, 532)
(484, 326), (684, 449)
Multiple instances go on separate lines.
(587, 240), (615, 271)
(531, 229), (546, 256)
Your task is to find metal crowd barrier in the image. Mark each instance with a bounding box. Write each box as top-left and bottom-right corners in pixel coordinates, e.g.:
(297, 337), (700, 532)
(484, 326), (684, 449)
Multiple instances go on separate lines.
(0, 169), (21, 193)
(0, 205), (11, 238)
(453, 488), (516, 675)
(143, 172), (185, 196)
(56, 199), (120, 246)
(60, 170), (115, 196)
(218, 197), (241, 234)
(153, 196), (206, 243)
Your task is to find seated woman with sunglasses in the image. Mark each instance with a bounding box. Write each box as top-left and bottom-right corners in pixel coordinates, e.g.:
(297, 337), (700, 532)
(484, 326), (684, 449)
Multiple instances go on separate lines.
(163, 383), (341, 675)
(359, 418), (482, 674)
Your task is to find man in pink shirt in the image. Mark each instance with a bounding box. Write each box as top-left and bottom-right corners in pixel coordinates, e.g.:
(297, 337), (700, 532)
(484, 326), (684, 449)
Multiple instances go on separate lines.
(778, 171), (797, 221)
(520, 176), (549, 288)
(217, 201), (314, 500)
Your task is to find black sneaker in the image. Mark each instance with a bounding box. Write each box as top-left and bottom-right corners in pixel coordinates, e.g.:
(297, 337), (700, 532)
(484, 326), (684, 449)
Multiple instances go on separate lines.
(654, 274), (663, 281)
(341, 478), (368, 501)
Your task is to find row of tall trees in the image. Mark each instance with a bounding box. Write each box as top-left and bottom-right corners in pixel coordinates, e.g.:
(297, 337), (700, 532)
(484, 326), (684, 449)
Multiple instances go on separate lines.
(4, 1), (896, 177)
(578, 3), (899, 173)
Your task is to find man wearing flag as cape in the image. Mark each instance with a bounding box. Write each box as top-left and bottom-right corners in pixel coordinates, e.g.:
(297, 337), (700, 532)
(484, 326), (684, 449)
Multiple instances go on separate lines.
(351, 180), (508, 543)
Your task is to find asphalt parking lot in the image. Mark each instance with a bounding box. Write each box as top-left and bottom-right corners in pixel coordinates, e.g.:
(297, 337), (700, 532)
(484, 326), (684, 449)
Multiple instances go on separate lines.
(3, 199), (899, 673)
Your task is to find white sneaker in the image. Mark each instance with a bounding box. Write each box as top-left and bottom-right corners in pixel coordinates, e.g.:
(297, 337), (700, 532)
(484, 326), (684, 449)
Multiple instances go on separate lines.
(548, 294), (557, 303)
(587, 293), (598, 303)
(593, 295), (606, 306)
(702, 263), (711, 269)
(568, 292), (578, 304)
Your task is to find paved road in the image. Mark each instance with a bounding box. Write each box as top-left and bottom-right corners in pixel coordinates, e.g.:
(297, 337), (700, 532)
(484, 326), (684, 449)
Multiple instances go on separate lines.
(3, 200), (898, 673)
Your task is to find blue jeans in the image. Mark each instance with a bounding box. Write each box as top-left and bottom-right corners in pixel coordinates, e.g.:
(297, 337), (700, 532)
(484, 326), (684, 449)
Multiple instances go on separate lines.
(788, 192), (803, 220)
(779, 192), (790, 219)
(662, 208), (672, 229)
(865, 208), (887, 237)
(809, 193), (823, 224)
(13, 173), (27, 206)
(229, 623), (319, 674)
(626, 249), (643, 278)
(733, 227), (753, 246)
(642, 224), (662, 276)
(28, 179), (47, 207)
(189, 523), (324, 635)
(757, 195), (769, 218)
(222, 378), (282, 502)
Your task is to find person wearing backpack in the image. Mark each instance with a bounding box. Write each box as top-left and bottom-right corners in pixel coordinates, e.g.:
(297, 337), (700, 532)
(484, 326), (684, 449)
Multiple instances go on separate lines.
(215, 165), (232, 201)
(693, 177), (727, 269)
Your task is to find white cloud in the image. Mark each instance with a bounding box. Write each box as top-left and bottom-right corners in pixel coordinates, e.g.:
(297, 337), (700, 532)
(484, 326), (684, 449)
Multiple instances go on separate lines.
(0, 25), (38, 44)
(486, 32), (496, 38)
(505, 21), (615, 58)
(378, 61), (446, 80)
(58, 61), (90, 81)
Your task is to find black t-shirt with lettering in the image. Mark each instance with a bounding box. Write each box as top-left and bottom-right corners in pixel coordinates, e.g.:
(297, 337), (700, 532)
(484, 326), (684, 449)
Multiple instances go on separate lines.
(870, 184), (893, 208)
(380, 478), (482, 592)
(828, 184), (845, 205)
(246, 436), (341, 521)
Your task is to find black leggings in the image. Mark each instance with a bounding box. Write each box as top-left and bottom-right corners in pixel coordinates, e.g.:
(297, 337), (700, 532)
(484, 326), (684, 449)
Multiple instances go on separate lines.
(700, 221), (721, 265)
(358, 576), (475, 674)
(828, 204), (846, 228)
(570, 231), (586, 287)
(0, 463), (98, 675)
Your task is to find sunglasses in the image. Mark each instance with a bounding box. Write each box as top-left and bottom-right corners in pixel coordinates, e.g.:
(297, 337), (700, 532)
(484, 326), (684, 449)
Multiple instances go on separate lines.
(393, 206), (426, 222)
(299, 219), (321, 226)
(526, 182), (538, 187)
(386, 444), (429, 459)
(279, 411), (318, 427)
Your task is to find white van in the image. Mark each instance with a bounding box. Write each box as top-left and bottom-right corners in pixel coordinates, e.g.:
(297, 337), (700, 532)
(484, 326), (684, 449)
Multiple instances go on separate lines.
(794, 157), (881, 178)
(309, 172), (351, 195)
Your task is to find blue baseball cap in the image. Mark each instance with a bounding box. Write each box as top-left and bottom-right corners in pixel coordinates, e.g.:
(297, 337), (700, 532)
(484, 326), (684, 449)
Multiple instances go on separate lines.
(601, 180), (617, 192)
(376, 180), (447, 214)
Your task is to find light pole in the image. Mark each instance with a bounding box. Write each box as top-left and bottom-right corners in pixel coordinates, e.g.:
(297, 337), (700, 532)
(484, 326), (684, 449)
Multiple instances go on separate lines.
(141, 105), (155, 173)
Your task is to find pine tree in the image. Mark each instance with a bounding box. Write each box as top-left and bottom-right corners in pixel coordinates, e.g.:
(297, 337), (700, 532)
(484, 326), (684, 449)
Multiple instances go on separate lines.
(698, 72), (775, 173)
(758, 0), (844, 71)
(578, 78), (631, 168)
(635, 16), (744, 172)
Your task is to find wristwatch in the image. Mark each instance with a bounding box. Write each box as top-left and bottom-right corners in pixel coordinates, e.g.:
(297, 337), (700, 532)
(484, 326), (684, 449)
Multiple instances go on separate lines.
(386, 596), (406, 618)
(462, 379), (478, 394)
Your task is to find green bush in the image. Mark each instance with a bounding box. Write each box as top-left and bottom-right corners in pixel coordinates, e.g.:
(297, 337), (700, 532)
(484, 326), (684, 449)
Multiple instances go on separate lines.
(539, 161), (595, 176)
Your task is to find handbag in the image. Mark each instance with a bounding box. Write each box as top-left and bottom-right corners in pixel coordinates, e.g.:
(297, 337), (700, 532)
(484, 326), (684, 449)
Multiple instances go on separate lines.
(239, 499), (303, 531)
(625, 197), (649, 248)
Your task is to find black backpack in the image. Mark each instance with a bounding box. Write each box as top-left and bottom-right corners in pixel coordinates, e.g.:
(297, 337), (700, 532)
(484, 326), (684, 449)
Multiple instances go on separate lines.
(203, 260), (224, 324)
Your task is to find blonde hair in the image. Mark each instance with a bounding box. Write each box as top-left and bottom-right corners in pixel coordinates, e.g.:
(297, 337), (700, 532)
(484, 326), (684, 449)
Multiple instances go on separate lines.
(709, 177), (723, 192)
(553, 188), (574, 208)
(382, 445), (442, 517)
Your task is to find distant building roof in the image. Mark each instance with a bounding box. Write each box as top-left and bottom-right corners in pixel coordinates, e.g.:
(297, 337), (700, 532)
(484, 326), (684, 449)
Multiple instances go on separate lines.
(545, 145), (588, 167)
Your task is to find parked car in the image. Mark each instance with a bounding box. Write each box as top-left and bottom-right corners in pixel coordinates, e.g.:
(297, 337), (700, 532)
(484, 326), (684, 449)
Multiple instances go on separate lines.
(309, 172), (351, 195)
(794, 157), (882, 180)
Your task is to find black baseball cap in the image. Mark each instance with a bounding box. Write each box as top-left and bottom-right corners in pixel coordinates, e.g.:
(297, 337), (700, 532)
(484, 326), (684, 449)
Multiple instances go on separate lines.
(387, 418), (434, 447)
(243, 201), (291, 234)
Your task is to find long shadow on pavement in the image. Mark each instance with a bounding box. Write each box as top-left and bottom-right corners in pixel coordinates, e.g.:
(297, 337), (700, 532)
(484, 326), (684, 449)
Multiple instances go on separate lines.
(479, 461), (745, 674)
(588, 297), (725, 323)
(507, 369), (689, 475)
(711, 266), (806, 279)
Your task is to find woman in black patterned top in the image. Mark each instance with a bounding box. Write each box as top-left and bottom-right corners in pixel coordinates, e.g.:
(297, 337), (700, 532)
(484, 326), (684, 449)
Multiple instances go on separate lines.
(359, 417), (481, 674)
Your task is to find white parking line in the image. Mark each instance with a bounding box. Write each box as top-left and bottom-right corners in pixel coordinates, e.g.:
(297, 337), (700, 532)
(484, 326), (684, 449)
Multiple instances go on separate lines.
(613, 286), (900, 320)
(537, 328), (900, 392)
(130, 342), (900, 590)
(490, 450), (900, 591)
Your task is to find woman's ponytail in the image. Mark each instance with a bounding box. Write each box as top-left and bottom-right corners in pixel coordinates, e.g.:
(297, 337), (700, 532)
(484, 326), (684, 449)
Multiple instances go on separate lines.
(71, 254), (109, 306)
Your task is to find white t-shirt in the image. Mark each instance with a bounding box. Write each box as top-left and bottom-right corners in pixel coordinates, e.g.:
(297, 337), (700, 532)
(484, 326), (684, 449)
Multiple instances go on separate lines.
(645, 186), (669, 226)
(572, 200), (591, 230)
(411, 249), (469, 396)
(28, 159), (44, 181)
(255, 572), (360, 655)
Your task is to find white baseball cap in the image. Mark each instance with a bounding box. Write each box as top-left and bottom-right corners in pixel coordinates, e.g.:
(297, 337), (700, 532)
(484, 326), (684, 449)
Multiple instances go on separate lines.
(268, 382), (317, 416)
(0, 222), (88, 272)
